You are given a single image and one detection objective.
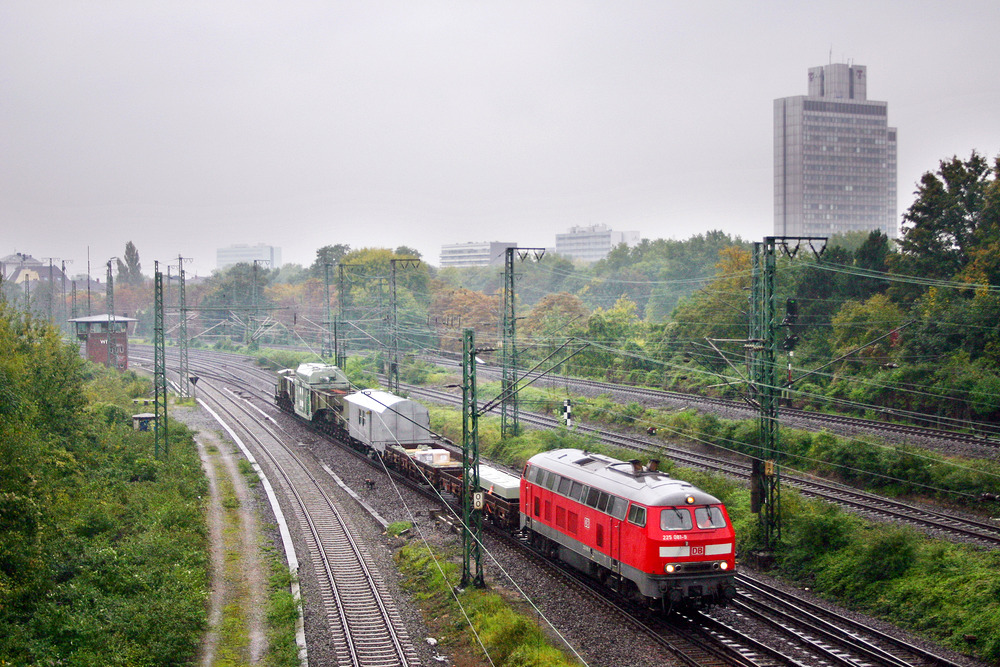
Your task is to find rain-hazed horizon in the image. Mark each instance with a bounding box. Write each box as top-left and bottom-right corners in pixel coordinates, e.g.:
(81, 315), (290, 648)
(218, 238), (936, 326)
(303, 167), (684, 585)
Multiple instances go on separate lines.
(2, 1), (998, 277)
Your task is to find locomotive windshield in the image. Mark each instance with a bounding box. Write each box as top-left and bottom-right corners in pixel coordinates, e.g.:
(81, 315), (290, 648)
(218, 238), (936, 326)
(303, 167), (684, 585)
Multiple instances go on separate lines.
(660, 508), (693, 531)
(660, 505), (728, 531)
(695, 505), (728, 529)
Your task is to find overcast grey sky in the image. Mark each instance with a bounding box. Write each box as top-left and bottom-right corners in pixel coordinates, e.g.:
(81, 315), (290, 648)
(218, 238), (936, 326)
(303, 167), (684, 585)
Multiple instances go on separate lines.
(2, 1), (998, 277)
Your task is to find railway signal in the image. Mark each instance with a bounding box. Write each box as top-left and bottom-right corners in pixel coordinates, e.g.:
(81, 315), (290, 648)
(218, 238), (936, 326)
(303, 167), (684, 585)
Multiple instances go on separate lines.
(748, 237), (825, 553)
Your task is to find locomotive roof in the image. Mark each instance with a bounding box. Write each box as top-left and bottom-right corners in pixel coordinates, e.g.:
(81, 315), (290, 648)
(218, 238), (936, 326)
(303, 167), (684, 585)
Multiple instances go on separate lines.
(345, 390), (426, 415)
(295, 362), (349, 387)
(527, 448), (722, 507)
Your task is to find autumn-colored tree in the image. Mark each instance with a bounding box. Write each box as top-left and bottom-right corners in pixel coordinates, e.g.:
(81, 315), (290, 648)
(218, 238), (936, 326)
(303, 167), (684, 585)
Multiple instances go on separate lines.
(428, 286), (500, 354)
(521, 292), (589, 344)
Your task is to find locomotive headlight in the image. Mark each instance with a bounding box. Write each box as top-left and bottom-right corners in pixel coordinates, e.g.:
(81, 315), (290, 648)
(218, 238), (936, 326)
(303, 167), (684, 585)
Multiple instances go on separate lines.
(719, 561), (729, 571)
(665, 564), (676, 574)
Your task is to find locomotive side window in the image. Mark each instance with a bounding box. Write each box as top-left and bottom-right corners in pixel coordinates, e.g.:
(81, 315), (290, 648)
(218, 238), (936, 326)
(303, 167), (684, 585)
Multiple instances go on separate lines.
(596, 492), (610, 513)
(537, 470), (548, 488)
(569, 481), (585, 501)
(545, 473), (560, 491)
(610, 496), (628, 520)
(525, 465), (537, 483)
(661, 508), (693, 531)
(627, 504), (646, 527)
(695, 505), (728, 529)
(557, 476), (572, 496)
(586, 487), (601, 508)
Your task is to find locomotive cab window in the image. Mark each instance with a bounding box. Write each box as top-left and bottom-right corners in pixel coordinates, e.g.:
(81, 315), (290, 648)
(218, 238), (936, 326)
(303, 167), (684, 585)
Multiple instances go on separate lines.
(695, 505), (728, 529)
(610, 496), (628, 520)
(661, 508), (693, 531)
(627, 504), (646, 527)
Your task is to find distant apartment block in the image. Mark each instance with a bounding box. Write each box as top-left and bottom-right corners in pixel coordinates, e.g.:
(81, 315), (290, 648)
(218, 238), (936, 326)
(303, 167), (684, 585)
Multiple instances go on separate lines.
(555, 225), (640, 262)
(439, 241), (517, 268)
(216, 243), (282, 271)
(774, 63), (897, 239)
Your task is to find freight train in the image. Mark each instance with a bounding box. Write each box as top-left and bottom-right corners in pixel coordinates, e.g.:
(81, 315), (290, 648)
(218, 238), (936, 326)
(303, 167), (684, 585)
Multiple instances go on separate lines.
(275, 362), (737, 609)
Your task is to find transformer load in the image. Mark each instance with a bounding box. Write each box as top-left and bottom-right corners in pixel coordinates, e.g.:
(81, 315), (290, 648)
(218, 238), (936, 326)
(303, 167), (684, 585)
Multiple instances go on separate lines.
(344, 390), (431, 453)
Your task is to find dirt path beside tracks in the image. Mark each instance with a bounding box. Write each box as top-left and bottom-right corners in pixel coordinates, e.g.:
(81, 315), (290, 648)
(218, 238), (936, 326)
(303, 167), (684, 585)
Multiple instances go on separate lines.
(178, 408), (270, 665)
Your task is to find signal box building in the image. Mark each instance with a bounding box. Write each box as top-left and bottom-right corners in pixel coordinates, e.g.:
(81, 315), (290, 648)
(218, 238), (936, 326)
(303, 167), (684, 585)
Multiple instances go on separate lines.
(69, 314), (136, 371)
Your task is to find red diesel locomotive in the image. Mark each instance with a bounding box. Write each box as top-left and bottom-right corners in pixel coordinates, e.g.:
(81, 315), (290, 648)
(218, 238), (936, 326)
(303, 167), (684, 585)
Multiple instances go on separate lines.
(520, 448), (737, 610)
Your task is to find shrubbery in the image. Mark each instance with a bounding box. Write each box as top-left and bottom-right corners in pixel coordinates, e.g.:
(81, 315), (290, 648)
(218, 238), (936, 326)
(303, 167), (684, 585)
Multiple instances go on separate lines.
(0, 303), (209, 665)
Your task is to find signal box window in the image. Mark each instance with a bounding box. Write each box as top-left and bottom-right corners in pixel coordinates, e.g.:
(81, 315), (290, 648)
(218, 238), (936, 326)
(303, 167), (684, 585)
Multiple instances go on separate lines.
(627, 504), (646, 527)
(661, 508), (693, 531)
(695, 505), (728, 529)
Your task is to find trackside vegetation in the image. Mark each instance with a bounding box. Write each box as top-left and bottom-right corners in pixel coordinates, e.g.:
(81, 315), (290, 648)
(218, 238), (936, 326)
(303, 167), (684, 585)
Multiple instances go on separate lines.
(0, 303), (209, 665)
(395, 543), (579, 667)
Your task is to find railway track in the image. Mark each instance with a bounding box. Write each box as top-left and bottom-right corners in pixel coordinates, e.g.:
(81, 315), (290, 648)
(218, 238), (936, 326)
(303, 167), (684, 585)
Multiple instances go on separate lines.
(719, 575), (963, 667)
(427, 355), (1000, 448)
(168, 355), (421, 666)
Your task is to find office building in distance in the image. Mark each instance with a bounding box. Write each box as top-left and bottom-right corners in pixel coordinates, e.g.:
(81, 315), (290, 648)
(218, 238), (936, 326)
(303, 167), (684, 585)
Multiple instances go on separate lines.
(774, 63), (897, 239)
(555, 224), (640, 263)
(439, 241), (517, 268)
(216, 244), (282, 271)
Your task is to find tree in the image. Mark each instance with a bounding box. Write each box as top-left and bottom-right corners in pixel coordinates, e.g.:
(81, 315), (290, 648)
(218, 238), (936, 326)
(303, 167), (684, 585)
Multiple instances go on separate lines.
(309, 244), (351, 278)
(427, 287), (499, 354)
(522, 292), (590, 343)
(890, 151), (999, 301)
(198, 263), (274, 340)
(830, 294), (904, 367)
(394, 246), (421, 259)
(115, 241), (143, 287)
(848, 230), (892, 301)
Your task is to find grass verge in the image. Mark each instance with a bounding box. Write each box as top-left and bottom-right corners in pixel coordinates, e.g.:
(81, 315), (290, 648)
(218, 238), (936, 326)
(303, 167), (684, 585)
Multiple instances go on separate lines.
(395, 542), (580, 667)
